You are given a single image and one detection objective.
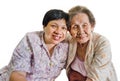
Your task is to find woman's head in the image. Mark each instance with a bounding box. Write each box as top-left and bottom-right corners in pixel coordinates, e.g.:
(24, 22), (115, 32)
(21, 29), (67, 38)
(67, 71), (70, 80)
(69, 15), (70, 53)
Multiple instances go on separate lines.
(68, 5), (95, 44)
(69, 5), (96, 28)
(42, 9), (69, 45)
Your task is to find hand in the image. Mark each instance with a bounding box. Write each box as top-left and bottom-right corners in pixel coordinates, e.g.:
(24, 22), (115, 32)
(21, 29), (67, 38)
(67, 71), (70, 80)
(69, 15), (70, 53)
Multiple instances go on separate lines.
(86, 78), (92, 81)
(10, 71), (27, 81)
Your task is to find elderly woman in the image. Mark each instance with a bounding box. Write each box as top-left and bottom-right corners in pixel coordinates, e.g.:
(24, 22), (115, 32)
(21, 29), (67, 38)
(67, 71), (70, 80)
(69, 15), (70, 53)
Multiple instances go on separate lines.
(0, 9), (69, 81)
(66, 5), (118, 81)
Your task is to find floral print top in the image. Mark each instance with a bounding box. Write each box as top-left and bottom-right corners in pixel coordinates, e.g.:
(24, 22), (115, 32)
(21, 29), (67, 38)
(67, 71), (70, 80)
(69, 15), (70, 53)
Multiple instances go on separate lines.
(0, 31), (68, 81)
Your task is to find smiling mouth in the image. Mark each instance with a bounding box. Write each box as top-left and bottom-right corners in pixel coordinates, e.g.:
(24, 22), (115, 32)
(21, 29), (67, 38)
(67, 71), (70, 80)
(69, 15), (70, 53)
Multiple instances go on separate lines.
(53, 35), (61, 40)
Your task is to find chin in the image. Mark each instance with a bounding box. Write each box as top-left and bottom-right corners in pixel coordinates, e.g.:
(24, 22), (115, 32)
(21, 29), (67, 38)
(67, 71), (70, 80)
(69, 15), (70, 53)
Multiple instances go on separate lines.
(77, 39), (89, 44)
(53, 41), (61, 45)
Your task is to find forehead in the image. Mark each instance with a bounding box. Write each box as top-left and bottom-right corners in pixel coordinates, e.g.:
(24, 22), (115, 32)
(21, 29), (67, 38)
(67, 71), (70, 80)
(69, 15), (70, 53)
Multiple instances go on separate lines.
(48, 19), (67, 26)
(71, 13), (89, 23)
(48, 19), (67, 27)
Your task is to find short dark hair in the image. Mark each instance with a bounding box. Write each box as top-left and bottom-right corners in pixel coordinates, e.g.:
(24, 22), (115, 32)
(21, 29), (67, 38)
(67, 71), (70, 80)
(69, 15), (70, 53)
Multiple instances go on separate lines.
(42, 9), (69, 29)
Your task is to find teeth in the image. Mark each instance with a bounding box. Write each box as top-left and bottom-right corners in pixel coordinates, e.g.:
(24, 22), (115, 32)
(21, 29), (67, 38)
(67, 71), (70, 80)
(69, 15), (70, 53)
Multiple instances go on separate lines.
(54, 36), (60, 40)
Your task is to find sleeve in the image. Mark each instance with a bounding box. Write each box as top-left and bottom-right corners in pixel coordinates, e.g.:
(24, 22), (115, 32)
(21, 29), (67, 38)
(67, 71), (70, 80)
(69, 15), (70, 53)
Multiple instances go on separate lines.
(87, 37), (112, 81)
(9, 33), (33, 73)
(92, 37), (112, 67)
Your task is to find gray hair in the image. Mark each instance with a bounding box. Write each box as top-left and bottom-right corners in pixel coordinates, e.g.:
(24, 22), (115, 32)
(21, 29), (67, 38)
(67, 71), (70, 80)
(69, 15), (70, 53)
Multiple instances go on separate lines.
(69, 5), (96, 27)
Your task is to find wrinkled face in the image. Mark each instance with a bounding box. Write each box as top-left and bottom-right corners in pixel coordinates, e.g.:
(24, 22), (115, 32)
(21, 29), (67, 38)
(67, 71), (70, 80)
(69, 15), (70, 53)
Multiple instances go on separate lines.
(44, 19), (67, 45)
(70, 13), (94, 44)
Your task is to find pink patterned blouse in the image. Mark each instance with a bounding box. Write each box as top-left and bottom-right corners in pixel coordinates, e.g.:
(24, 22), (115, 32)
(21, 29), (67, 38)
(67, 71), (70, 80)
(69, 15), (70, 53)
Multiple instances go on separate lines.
(0, 31), (68, 81)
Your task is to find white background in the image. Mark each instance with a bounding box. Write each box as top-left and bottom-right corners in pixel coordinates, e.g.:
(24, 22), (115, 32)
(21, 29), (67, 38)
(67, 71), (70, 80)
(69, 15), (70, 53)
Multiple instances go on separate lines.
(0, 0), (120, 81)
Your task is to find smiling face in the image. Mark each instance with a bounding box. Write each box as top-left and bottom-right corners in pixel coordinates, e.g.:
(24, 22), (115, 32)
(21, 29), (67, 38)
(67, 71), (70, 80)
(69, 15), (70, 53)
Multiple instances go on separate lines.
(44, 19), (67, 45)
(70, 13), (94, 44)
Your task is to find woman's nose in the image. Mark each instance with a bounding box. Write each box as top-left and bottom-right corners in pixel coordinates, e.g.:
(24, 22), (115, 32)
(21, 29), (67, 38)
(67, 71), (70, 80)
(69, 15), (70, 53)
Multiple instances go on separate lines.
(77, 31), (81, 35)
(77, 27), (84, 35)
(55, 27), (62, 34)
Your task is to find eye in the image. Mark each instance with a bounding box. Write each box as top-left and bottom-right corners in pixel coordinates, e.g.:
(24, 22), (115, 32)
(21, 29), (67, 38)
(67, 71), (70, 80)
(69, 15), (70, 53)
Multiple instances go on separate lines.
(51, 24), (57, 28)
(82, 24), (87, 29)
(71, 25), (78, 31)
(61, 26), (67, 30)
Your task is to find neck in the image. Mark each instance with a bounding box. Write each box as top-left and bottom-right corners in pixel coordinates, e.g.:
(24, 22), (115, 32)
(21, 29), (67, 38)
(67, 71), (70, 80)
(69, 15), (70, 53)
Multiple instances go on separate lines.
(78, 41), (88, 49)
(46, 43), (56, 56)
(77, 42), (89, 61)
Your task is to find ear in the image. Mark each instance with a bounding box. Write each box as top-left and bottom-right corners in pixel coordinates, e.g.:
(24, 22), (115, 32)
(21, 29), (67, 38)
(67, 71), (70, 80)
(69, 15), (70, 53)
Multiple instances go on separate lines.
(91, 24), (95, 32)
(43, 26), (45, 30)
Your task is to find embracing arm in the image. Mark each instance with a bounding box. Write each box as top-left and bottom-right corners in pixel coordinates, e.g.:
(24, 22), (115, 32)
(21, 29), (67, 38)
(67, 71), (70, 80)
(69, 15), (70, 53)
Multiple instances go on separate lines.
(9, 33), (33, 81)
(10, 71), (27, 81)
(86, 36), (113, 81)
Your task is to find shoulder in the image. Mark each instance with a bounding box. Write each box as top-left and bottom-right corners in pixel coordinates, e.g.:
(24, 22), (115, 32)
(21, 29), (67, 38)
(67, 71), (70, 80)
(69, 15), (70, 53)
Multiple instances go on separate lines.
(23, 31), (43, 44)
(25, 31), (43, 37)
(92, 32), (110, 43)
(92, 32), (110, 49)
(24, 31), (43, 40)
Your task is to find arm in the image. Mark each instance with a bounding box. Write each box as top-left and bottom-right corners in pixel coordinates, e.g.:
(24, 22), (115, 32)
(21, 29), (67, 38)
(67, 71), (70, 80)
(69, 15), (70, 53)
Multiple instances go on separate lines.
(92, 38), (112, 67)
(87, 36), (112, 81)
(86, 78), (92, 81)
(9, 33), (32, 81)
(10, 71), (27, 81)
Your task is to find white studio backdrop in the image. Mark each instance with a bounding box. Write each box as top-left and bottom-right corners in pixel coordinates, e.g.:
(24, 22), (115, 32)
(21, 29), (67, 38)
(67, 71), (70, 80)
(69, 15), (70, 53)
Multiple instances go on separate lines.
(0, 0), (120, 81)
